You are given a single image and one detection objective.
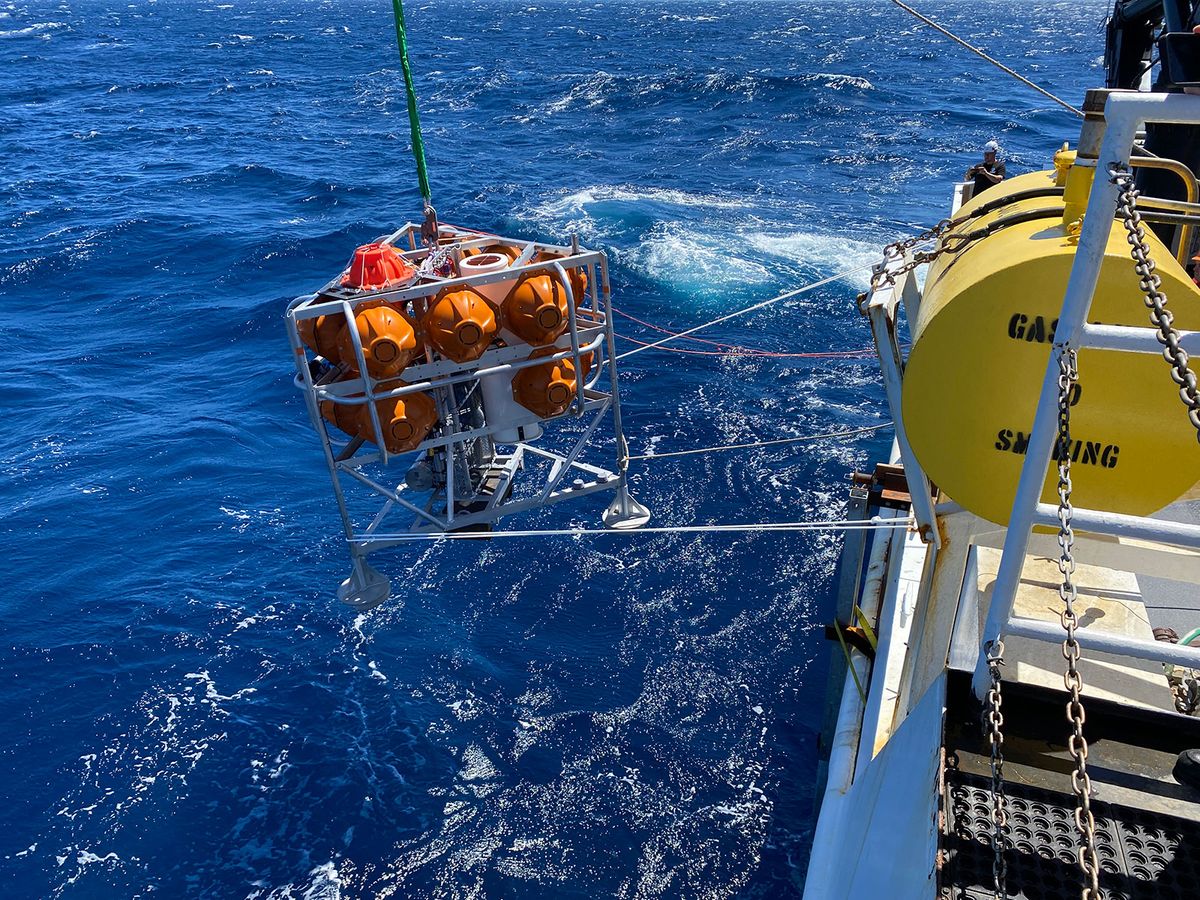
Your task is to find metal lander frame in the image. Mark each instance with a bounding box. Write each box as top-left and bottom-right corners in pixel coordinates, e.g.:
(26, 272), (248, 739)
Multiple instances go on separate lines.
(286, 223), (649, 609)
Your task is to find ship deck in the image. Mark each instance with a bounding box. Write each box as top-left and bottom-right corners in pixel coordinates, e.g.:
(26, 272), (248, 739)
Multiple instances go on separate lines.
(939, 669), (1200, 900)
(934, 499), (1200, 898)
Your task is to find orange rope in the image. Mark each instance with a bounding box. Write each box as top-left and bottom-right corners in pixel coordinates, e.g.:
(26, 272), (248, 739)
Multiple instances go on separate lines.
(612, 307), (746, 351)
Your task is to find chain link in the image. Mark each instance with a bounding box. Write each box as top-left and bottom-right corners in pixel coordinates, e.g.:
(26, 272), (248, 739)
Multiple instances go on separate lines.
(856, 219), (952, 315)
(1112, 169), (1200, 443)
(983, 638), (1008, 899)
(1055, 347), (1101, 900)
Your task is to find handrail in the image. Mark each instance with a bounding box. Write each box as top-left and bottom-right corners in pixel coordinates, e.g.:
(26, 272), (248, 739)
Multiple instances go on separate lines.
(1005, 615), (1200, 672)
(1130, 154), (1198, 264)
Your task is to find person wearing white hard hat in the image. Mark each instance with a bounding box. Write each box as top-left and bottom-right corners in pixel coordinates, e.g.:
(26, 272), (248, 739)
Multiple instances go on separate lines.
(966, 140), (1007, 197)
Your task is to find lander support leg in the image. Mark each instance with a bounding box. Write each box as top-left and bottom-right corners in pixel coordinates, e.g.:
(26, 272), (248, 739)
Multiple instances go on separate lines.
(597, 254), (649, 531)
(337, 552), (391, 611)
(603, 480), (651, 530)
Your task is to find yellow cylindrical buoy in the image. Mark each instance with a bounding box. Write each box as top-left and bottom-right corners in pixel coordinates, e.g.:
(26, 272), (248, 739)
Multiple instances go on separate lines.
(502, 274), (569, 346)
(422, 287), (497, 362)
(902, 168), (1200, 525)
(336, 305), (423, 378)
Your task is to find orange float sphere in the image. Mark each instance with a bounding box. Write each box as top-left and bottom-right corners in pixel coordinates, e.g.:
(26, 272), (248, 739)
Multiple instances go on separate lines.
(502, 274), (569, 346)
(298, 304), (348, 364)
(365, 386), (439, 453)
(534, 252), (589, 307)
(336, 305), (423, 378)
(319, 399), (361, 437)
(320, 386), (438, 453)
(461, 243), (521, 263)
(487, 244), (522, 264)
(422, 288), (497, 362)
(512, 350), (582, 418)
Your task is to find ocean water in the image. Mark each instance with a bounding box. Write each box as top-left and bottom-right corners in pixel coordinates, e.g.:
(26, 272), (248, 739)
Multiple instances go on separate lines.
(1, 1), (1104, 896)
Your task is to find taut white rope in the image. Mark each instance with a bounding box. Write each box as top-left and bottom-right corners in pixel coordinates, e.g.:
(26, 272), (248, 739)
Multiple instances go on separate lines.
(627, 422), (894, 462)
(367, 516), (912, 542)
(614, 262), (876, 361)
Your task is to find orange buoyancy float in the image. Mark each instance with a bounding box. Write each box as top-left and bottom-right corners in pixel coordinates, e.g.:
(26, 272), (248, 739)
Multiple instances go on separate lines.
(341, 242), (416, 290)
(298, 305), (348, 364)
(365, 386), (438, 453)
(463, 243), (522, 265)
(336, 305), (423, 378)
(423, 287), (497, 362)
(512, 349), (588, 418)
(320, 385), (438, 454)
(534, 251), (590, 306)
(502, 273), (570, 345)
(320, 398), (361, 436)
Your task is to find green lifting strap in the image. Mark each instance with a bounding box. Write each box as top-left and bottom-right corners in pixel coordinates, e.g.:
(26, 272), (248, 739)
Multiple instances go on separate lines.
(390, 0), (432, 205)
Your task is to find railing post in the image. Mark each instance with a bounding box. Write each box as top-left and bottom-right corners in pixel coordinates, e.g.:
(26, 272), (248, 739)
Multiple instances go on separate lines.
(866, 253), (942, 548)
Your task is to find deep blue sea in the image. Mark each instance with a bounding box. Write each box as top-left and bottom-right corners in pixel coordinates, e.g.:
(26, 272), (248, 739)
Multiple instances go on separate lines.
(2, 1), (1103, 896)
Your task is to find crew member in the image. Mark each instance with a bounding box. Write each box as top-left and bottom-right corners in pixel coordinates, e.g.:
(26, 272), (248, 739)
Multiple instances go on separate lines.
(966, 140), (1006, 196)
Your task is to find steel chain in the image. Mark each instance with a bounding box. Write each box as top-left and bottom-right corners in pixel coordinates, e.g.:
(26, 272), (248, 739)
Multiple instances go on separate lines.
(856, 220), (952, 315)
(1112, 169), (1200, 443)
(1055, 347), (1101, 900)
(983, 639), (1008, 899)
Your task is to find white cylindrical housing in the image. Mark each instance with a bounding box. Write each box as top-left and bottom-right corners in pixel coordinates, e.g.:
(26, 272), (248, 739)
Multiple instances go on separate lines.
(480, 371), (542, 443)
(459, 253), (516, 306)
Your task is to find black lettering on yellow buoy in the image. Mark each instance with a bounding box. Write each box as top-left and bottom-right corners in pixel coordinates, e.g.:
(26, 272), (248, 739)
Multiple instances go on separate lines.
(993, 427), (1119, 469)
(1007, 314), (1027, 340)
(1005, 312), (1059, 344)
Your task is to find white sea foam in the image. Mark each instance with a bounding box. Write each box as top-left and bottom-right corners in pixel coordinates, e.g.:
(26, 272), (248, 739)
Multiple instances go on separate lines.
(741, 229), (879, 288)
(540, 70), (615, 116)
(620, 221), (775, 294)
(809, 72), (874, 90)
(0, 21), (66, 38)
(249, 861), (344, 899)
(523, 182), (878, 307)
(533, 184), (749, 220)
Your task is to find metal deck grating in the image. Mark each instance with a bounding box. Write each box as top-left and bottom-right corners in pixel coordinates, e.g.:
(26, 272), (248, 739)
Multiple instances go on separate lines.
(941, 769), (1200, 899)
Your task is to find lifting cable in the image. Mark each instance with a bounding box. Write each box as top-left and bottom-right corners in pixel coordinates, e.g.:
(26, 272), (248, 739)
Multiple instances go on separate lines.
(885, 0), (1083, 119)
(369, 516), (912, 542)
(626, 422), (894, 462)
(390, 0), (433, 205)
